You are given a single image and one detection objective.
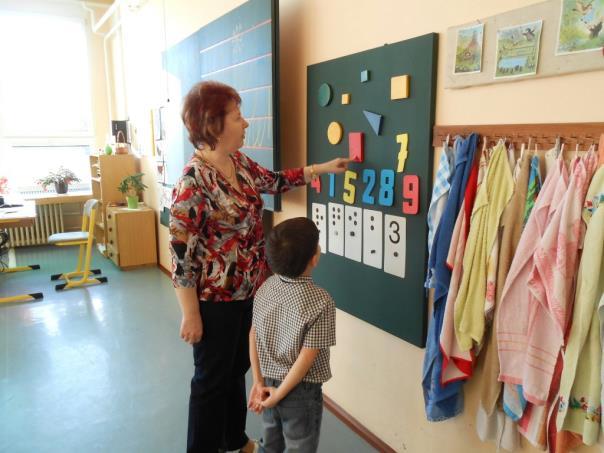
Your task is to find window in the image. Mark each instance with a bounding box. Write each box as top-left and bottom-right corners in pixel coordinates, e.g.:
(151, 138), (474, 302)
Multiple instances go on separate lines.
(0, 11), (94, 193)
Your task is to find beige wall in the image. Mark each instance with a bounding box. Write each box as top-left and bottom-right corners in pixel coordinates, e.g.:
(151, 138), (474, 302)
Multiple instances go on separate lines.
(114, 1), (604, 452)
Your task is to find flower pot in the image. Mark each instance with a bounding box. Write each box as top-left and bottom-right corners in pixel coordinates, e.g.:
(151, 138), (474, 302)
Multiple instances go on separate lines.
(126, 195), (139, 209)
(54, 181), (68, 194)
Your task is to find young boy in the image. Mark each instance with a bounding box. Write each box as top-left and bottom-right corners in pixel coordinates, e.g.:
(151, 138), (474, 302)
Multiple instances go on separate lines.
(249, 217), (336, 453)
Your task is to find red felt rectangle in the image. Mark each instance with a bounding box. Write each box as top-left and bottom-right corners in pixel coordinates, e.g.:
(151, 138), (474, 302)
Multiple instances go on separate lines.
(348, 132), (364, 162)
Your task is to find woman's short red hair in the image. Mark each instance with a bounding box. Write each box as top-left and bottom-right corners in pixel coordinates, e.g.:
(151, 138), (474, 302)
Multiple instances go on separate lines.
(181, 81), (241, 150)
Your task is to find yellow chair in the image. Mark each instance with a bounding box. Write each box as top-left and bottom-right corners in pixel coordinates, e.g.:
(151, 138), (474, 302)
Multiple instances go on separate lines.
(49, 199), (107, 291)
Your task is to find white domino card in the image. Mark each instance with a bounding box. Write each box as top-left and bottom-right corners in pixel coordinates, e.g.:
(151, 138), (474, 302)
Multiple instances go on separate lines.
(344, 206), (362, 262)
(328, 202), (344, 256)
(384, 214), (406, 278)
(362, 209), (383, 269)
(311, 203), (327, 253)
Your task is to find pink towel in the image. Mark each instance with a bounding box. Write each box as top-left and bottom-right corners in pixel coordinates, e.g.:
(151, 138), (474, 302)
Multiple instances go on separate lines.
(498, 158), (569, 404)
(524, 153), (597, 404)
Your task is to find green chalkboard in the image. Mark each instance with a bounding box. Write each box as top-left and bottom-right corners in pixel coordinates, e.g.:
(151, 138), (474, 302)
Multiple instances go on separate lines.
(163, 0), (281, 210)
(307, 33), (438, 347)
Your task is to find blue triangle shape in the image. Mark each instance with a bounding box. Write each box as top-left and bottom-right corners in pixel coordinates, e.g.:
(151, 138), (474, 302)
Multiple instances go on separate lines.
(363, 110), (383, 136)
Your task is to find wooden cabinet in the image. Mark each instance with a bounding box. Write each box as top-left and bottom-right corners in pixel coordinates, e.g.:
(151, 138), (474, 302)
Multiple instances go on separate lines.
(106, 205), (157, 269)
(89, 154), (137, 255)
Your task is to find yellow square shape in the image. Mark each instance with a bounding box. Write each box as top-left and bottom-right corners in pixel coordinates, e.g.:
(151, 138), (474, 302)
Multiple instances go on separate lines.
(341, 93), (350, 104)
(391, 75), (409, 100)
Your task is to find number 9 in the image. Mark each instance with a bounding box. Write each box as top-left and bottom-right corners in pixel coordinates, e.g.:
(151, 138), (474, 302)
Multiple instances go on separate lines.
(402, 175), (419, 215)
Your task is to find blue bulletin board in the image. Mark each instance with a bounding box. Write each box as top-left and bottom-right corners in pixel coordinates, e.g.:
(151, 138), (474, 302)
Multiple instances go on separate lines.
(162, 0), (281, 210)
(307, 33), (438, 347)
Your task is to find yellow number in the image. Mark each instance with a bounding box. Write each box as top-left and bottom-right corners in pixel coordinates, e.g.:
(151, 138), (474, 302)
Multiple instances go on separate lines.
(396, 133), (409, 173)
(343, 170), (357, 204)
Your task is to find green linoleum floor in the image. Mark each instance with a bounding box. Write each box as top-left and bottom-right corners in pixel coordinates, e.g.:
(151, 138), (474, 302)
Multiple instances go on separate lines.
(0, 246), (376, 453)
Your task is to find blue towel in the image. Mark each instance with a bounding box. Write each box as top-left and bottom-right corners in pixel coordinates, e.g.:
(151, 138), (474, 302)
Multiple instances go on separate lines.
(422, 133), (478, 421)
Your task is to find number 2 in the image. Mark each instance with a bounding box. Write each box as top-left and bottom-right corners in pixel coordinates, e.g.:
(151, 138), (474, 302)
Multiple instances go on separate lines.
(362, 169), (376, 205)
(402, 174), (419, 215)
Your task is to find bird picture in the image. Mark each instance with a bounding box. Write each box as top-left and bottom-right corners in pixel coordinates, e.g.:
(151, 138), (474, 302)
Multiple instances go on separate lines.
(573, 0), (594, 15)
(522, 27), (536, 40)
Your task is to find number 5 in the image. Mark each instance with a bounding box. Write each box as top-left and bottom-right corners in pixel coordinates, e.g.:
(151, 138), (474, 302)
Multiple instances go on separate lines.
(343, 170), (357, 204)
(402, 175), (419, 215)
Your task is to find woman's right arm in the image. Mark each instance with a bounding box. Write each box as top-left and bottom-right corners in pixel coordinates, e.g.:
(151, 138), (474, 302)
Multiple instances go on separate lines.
(169, 171), (207, 344)
(175, 288), (203, 344)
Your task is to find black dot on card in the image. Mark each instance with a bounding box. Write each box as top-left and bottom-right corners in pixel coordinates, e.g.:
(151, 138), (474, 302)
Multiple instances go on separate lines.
(337, 215), (341, 220)
(353, 221), (357, 226)
(371, 250), (375, 254)
(332, 221), (335, 226)
(371, 216), (374, 221)
(320, 216), (324, 220)
(350, 232), (355, 237)
(348, 215), (352, 221)
(394, 252), (399, 257)
(370, 226), (374, 231)
(354, 212), (358, 217)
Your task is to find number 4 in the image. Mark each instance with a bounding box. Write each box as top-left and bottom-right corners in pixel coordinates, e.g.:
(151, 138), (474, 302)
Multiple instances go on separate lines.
(402, 175), (419, 215)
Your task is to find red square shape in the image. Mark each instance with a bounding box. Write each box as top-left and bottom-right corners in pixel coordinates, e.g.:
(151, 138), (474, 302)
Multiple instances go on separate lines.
(348, 132), (364, 162)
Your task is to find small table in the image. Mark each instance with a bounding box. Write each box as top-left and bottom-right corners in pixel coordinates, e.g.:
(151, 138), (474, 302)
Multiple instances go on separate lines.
(0, 200), (43, 303)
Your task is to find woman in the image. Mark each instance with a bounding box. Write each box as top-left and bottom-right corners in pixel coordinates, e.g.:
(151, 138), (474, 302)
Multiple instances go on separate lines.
(169, 81), (348, 453)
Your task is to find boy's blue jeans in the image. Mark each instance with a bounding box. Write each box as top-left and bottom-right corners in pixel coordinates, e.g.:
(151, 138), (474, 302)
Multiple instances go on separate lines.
(259, 378), (323, 453)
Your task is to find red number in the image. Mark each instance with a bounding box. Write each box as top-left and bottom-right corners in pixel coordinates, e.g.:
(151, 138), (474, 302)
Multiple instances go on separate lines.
(402, 175), (419, 215)
(311, 175), (321, 193)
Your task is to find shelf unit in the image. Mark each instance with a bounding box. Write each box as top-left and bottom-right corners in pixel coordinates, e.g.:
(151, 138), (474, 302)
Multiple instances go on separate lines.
(106, 205), (157, 268)
(89, 154), (138, 255)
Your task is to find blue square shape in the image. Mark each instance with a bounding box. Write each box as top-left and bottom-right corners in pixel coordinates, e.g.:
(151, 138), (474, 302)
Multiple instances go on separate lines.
(360, 70), (369, 82)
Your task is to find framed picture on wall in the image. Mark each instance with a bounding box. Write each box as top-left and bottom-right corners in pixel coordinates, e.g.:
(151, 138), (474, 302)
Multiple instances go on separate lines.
(556, 0), (604, 55)
(495, 20), (543, 79)
(454, 23), (484, 74)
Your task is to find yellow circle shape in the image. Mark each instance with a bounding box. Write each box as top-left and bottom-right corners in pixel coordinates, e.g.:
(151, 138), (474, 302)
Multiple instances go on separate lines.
(327, 121), (343, 145)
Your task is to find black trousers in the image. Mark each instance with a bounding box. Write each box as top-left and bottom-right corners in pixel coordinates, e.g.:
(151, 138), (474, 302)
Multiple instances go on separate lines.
(187, 299), (253, 453)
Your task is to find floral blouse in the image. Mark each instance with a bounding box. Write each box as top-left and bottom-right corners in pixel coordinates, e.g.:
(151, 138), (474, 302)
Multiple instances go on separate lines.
(169, 151), (306, 302)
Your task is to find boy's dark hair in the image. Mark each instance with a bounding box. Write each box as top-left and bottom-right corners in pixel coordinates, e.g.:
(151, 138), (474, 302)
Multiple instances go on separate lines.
(266, 217), (319, 278)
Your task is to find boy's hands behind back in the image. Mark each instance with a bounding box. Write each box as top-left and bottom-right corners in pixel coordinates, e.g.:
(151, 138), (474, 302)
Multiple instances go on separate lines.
(259, 386), (281, 409)
(248, 382), (269, 414)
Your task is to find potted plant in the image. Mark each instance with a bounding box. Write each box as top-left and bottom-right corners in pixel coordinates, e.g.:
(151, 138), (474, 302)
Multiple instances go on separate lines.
(117, 173), (147, 209)
(36, 167), (81, 194)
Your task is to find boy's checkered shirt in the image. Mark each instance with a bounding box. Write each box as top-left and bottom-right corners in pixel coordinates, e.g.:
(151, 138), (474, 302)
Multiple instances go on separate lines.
(253, 274), (336, 383)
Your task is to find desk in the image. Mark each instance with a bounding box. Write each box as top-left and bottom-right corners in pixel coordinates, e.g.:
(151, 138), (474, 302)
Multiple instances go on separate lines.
(0, 201), (43, 303)
(0, 201), (36, 228)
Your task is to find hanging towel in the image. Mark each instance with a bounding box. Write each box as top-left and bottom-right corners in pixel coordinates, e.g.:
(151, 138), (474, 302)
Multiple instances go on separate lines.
(556, 165), (604, 447)
(523, 155), (542, 225)
(439, 148), (483, 384)
(454, 142), (514, 352)
(498, 157), (569, 405)
(525, 152), (598, 405)
(422, 133), (478, 421)
(426, 142), (455, 289)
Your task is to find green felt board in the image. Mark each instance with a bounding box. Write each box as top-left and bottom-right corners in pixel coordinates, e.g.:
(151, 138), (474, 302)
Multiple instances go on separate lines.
(307, 33), (438, 347)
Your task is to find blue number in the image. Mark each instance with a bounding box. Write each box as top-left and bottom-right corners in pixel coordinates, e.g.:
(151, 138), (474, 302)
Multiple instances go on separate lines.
(328, 173), (335, 197)
(362, 169), (376, 205)
(378, 169), (395, 206)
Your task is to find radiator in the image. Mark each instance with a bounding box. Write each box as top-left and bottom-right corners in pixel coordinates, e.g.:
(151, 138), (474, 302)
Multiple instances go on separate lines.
(6, 204), (65, 247)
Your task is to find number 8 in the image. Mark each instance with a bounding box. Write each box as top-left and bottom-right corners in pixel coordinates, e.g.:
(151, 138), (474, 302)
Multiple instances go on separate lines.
(378, 169), (395, 206)
(402, 174), (419, 215)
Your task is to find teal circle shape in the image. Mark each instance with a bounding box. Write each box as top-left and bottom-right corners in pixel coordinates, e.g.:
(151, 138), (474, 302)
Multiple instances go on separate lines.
(318, 83), (332, 107)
